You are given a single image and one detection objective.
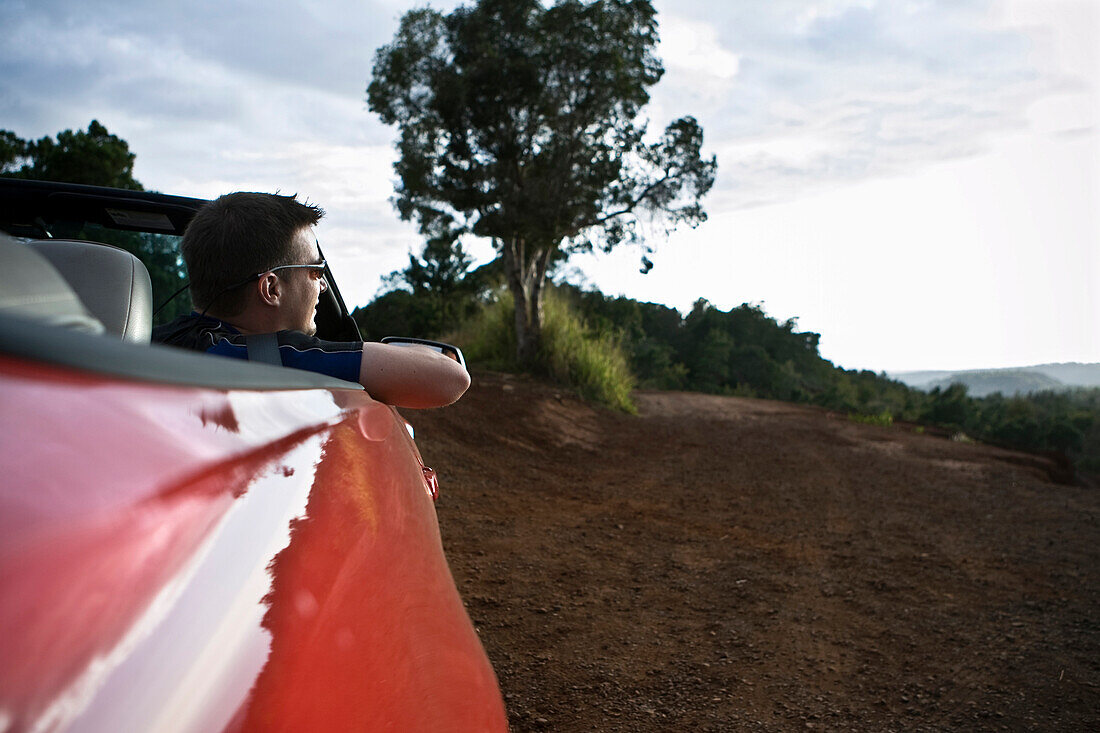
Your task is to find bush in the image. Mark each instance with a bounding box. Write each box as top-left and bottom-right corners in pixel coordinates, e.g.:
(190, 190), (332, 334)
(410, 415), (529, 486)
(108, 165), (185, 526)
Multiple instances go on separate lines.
(451, 292), (636, 412)
(540, 295), (636, 413)
(448, 295), (517, 371)
(849, 411), (894, 427)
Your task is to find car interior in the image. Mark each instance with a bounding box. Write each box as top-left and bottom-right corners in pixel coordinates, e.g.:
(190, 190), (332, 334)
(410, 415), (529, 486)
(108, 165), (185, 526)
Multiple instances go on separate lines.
(0, 180), (363, 391)
(18, 235), (151, 341)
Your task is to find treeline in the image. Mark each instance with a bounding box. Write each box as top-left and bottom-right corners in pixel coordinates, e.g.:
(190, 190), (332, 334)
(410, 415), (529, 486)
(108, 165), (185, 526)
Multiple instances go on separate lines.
(570, 287), (1097, 475)
(354, 281), (1098, 481)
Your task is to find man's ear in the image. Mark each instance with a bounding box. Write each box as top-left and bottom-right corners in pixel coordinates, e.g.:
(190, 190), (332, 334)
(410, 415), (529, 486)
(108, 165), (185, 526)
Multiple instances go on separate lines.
(256, 273), (281, 307)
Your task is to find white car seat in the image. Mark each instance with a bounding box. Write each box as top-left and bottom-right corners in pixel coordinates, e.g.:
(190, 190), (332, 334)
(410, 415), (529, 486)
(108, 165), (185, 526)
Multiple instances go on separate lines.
(0, 232), (105, 335)
(28, 239), (153, 342)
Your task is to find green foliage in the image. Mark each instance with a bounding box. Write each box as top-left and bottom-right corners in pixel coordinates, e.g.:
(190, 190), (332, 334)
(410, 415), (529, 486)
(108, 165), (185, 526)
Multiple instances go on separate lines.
(352, 289), (433, 341)
(354, 238), (503, 340)
(0, 130), (25, 172)
(849, 411), (894, 427)
(973, 388), (1099, 462)
(920, 383), (973, 430)
(557, 292), (838, 404)
(449, 295), (518, 371)
(368, 0), (716, 363)
(451, 290), (635, 411)
(540, 294), (636, 412)
(556, 284), (687, 389)
(1, 121), (142, 190)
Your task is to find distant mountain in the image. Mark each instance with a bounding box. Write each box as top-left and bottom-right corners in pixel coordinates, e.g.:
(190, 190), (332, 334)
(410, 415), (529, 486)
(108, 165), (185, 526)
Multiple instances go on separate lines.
(891, 362), (1100, 397)
(890, 370), (954, 389)
(926, 370), (1063, 397)
(1033, 362), (1100, 388)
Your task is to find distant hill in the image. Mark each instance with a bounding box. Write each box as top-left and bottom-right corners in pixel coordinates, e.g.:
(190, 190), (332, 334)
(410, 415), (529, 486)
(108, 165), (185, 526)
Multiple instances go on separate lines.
(891, 362), (1100, 396)
(1034, 363), (1100, 388)
(926, 370), (1063, 397)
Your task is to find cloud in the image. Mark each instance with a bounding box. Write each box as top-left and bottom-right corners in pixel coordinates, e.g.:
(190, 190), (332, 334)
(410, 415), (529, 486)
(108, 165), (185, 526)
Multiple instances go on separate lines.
(659, 13), (740, 89)
(3, 0), (395, 97)
(649, 0), (1060, 209)
(0, 0), (420, 167)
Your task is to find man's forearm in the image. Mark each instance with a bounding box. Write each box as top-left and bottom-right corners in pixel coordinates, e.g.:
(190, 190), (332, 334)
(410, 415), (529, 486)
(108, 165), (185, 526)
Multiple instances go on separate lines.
(359, 342), (471, 408)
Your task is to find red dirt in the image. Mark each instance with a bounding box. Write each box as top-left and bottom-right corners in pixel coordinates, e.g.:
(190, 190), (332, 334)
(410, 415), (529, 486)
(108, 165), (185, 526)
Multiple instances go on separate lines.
(408, 371), (1099, 731)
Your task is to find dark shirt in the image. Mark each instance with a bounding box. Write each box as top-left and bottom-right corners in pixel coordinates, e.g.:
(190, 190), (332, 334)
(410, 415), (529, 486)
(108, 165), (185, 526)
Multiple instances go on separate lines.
(153, 312), (361, 383)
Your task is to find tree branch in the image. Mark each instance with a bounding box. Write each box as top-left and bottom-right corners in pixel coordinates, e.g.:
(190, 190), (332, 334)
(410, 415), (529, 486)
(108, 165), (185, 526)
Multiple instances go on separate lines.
(567, 165), (676, 236)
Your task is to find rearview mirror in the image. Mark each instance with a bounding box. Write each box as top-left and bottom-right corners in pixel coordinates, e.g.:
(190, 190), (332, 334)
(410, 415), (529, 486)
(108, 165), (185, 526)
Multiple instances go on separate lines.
(381, 336), (466, 370)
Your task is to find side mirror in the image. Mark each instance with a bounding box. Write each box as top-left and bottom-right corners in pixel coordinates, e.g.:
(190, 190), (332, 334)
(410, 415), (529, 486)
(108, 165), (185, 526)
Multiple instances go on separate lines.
(381, 336), (466, 370)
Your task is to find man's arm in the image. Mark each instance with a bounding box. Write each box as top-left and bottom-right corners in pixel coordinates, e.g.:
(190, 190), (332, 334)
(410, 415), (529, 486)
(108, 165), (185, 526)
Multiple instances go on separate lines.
(359, 342), (471, 409)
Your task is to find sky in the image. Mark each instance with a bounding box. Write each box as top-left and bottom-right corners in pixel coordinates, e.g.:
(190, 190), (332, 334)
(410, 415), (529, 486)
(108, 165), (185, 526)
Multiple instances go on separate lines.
(1, 0), (1096, 372)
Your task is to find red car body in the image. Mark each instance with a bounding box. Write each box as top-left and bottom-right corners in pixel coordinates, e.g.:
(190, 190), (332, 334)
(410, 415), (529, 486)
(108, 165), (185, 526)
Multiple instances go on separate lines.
(0, 182), (507, 732)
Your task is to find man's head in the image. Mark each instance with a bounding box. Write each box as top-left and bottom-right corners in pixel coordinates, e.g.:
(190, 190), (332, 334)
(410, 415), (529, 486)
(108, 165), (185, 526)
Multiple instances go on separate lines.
(182, 192), (327, 334)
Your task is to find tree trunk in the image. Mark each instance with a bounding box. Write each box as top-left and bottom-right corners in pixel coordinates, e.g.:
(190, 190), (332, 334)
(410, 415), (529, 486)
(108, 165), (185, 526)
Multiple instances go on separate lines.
(502, 237), (554, 368)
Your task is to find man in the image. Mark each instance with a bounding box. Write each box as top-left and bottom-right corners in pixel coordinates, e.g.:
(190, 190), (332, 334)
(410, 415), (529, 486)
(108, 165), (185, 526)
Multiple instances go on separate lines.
(153, 192), (470, 409)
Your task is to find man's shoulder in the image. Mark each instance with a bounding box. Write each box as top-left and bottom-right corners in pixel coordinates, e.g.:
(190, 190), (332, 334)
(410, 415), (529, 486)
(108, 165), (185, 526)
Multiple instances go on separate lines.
(151, 318), (362, 383)
(273, 329), (362, 353)
(153, 313), (239, 351)
(269, 330), (362, 383)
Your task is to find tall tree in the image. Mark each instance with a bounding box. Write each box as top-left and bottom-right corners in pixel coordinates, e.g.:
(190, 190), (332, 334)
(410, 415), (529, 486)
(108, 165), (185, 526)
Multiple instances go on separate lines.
(1, 120), (142, 190)
(368, 0), (716, 365)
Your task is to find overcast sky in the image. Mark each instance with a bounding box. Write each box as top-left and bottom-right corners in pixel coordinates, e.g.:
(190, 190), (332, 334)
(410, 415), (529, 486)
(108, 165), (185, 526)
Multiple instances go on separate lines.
(1, 0), (1096, 372)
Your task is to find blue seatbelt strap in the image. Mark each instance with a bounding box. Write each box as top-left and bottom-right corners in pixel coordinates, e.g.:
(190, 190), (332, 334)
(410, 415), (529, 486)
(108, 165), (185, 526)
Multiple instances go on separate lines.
(245, 333), (282, 366)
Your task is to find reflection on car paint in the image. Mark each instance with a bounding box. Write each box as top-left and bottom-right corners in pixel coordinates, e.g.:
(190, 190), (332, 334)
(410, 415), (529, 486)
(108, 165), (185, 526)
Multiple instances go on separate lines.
(1, 356), (507, 732)
(62, 435), (325, 733)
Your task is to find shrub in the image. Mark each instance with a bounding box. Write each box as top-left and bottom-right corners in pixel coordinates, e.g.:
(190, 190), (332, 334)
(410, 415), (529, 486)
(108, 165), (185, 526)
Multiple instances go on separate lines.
(448, 295), (517, 371)
(450, 293), (636, 412)
(540, 295), (636, 413)
(849, 411), (894, 427)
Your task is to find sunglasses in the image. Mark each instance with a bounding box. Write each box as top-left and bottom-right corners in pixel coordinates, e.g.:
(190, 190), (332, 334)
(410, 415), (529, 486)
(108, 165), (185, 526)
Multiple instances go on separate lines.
(223, 259), (328, 291)
(189, 259), (327, 318)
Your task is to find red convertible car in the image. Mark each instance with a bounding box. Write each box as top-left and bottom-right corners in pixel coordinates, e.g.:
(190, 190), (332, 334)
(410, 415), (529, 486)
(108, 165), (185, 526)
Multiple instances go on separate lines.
(0, 180), (508, 732)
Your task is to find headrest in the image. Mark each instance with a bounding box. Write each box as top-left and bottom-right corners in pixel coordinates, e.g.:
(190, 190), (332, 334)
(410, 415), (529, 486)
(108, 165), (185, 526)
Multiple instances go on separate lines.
(28, 239), (153, 342)
(0, 232), (105, 335)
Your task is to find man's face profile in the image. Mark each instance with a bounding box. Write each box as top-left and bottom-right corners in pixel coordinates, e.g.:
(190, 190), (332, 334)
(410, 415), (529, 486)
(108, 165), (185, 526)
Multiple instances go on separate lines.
(282, 226), (327, 336)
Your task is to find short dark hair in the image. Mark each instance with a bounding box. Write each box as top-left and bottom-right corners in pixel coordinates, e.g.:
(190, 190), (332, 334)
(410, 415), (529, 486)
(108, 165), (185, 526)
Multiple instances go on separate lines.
(182, 192), (324, 313)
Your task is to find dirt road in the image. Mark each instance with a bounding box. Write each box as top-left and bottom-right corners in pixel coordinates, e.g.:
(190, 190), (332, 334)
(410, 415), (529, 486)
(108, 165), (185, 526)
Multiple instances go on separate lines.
(409, 372), (1099, 731)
